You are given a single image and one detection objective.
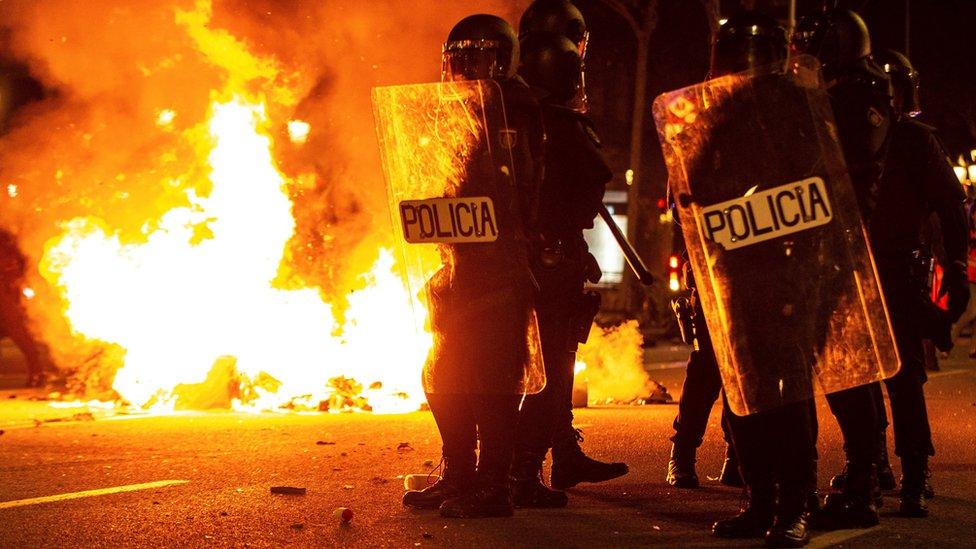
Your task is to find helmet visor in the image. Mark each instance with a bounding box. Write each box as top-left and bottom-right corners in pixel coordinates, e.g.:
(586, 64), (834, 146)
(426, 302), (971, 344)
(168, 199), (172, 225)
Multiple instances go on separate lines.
(570, 32), (590, 113)
(441, 40), (502, 82)
(881, 63), (921, 117)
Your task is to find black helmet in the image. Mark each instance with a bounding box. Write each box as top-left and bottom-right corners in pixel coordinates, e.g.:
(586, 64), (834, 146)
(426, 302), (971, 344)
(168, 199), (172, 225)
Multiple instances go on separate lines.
(518, 32), (582, 104)
(829, 57), (893, 163)
(442, 14), (519, 82)
(873, 49), (921, 117)
(710, 10), (788, 77)
(792, 9), (871, 81)
(518, 0), (587, 57)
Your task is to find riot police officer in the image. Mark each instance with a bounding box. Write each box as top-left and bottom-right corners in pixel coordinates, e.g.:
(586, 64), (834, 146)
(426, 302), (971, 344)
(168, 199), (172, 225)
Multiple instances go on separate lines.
(510, 0), (628, 509)
(871, 49), (966, 516)
(683, 12), (818, 547)
(664, 7), (799, 491)
(796, 8), (969, 520)
(788, 9), (894, 530)
(400, 14), (544, 518)
(829, 47), (925, 501)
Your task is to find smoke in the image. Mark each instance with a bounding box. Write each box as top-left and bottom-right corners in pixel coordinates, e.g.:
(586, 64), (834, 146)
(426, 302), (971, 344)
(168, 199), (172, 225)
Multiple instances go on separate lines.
(577, 321), (653, 403)
(0, 0), (520, 384)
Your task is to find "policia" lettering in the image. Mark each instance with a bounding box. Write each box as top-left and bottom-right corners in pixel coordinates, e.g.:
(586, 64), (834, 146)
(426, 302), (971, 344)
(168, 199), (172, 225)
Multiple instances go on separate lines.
(400, 196), (499, 244)
(699, 177), (833, 250)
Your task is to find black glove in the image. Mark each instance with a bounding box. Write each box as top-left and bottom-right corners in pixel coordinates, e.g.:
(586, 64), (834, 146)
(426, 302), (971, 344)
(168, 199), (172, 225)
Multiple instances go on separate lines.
(924, 302), (954, 353)
(939, 261), (970, 323)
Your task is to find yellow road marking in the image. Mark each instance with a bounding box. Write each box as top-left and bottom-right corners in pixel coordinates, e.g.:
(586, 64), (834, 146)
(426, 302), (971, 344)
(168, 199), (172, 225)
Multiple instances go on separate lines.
(0, 480), (188, 510)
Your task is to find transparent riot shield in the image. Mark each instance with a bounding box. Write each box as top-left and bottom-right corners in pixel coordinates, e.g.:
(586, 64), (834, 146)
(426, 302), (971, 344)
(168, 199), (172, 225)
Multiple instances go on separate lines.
(372, 80), (545, 396)
(653, 56), (899, 416)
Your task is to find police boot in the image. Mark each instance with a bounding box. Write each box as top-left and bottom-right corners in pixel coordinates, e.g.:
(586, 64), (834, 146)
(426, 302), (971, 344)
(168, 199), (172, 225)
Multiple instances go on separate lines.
(665, 443), (699, 488)
(898, 455), (929, 518)
(765, 490), (810, 548)
(876, 434), (897, 491)
(923, 465), (935, 499)
(900, 462), (935, 499)
(510, 454), (568, 508)
(551, 429), (628, 490)
(828, 463), (848, 491)
(403, 457), (475, 510)
(719, 444), (744, 487)
(439, 479), (514, 518)
(712, 485), (775, 539)
(813, 463), (879, 530)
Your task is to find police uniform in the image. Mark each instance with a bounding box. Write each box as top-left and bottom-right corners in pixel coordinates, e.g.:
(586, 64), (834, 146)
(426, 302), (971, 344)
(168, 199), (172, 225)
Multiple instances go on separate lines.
(666, 218), (736, 488)
(869, 118), (968, 509)
(516, 103), (610, 463)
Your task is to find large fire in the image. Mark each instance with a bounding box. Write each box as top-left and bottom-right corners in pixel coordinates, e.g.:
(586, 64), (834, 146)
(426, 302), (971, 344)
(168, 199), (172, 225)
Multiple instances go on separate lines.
(43, 96), (429, 412)
(0, 0), (483, 413)
(0, 0), (650, 414)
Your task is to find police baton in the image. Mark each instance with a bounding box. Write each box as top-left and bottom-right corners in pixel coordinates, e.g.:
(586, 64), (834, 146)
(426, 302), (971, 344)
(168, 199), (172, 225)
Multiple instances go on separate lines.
(598, 204), (655, 286)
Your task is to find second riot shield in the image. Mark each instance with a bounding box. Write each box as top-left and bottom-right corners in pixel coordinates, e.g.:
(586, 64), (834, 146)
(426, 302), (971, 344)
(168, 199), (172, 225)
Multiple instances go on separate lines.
(653, 56), (900, 416)
(372, 80), (545, 396)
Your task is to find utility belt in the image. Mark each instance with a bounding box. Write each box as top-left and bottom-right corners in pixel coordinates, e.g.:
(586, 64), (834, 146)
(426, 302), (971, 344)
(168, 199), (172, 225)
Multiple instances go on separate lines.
(877, 248), (933, 300)
(909, 249), (936, 296)
(532, 234), (602, 350)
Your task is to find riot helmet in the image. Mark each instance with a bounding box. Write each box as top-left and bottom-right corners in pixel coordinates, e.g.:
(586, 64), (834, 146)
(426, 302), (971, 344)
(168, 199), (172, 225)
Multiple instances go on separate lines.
(518, 0), (587, 56)
(829, 56), (893, 164)
(442, 14), (519, 82)
(792, 9), (871, 81)
(710, 10), (789, 77)
(518, 0), (588, 112)
(873, 48), (921, 117)
(518, 32), (582, 104)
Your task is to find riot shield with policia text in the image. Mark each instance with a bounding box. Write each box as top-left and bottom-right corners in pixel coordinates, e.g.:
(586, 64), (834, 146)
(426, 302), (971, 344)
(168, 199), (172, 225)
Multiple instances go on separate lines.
(653, 55), (899, 416)
(372, 79), (545, 396)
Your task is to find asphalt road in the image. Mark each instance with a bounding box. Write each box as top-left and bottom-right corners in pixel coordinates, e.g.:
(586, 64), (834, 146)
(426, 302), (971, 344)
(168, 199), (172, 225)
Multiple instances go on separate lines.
(0, 343), (974, 548)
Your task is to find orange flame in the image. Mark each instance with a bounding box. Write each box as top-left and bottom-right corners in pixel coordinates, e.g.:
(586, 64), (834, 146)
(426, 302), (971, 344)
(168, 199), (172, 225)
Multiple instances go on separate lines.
(18, 0), (451, 412)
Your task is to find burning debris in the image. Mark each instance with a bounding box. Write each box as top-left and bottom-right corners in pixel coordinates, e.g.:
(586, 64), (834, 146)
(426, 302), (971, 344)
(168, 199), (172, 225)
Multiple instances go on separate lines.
(0, 0), (650, 415)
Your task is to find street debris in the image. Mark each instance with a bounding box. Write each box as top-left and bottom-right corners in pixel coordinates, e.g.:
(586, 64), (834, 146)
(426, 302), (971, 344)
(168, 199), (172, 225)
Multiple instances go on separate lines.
(333, 507), (354, 523)
(421, 532), (433, 539)
(397, 442), (413, 452)
(370, 477), (389, 485)
(404, 474), (440, 491)
(342, 484), (354, 490)
(35, 411), (97, 424)
(290, 523), (304, 530)
(643, 381), (674, 404)
(270, 486), (307, 495)
(422, 459), (434, 467)
(316, 440), (336, 445)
